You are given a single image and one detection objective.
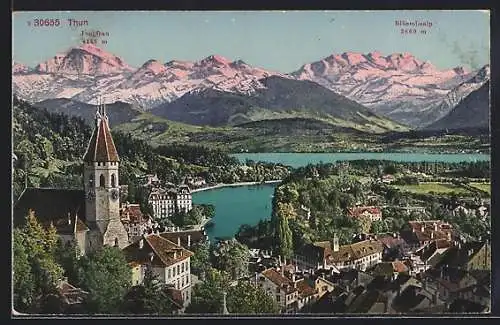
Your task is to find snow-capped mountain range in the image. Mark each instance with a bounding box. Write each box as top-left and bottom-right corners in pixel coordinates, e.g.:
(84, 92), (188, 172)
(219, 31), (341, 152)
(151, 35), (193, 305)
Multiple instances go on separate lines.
(12, 44), (489, 128)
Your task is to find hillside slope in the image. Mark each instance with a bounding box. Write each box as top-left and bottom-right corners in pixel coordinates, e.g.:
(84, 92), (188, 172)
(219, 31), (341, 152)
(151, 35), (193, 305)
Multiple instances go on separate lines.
(425, 81), (490, 131)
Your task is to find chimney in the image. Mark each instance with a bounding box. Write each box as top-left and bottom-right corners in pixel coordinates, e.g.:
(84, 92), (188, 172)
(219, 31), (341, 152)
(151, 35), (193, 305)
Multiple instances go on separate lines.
(187, 235), (191, 247)
(292, 273), (296, 283)
(177, 237), (181, 247)
(447, 232), (452, 241)
(430, 231), (434, 239)
(139, 239), (144, 249)
(421, 225), (425, 233)
(434, 223), (438, 232)
(173, 251), (177, 259)
(278, 255), (282, 265)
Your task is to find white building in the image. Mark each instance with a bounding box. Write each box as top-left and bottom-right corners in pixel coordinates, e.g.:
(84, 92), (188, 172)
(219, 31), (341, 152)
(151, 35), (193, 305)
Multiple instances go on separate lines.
(123, 234), (194, 311)
(148, 185), (193, 220)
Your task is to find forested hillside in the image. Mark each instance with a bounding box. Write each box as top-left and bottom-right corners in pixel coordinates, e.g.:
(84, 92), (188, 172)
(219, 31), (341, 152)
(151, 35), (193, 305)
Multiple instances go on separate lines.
(12, 97), (290, 201)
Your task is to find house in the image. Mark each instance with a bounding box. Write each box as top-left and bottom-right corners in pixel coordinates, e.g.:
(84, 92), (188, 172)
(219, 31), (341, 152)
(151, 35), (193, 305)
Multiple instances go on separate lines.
(14, 104), (129, 255)
(256, 267), (321, 313)
(399, 220), (455, 252)
(139, 174), (161, 188)
(55, 279), (89, 313)
(373, 261), (409, 279)
(453, 282), (490, 312)
(381, 174), (395, 184)
(184, 176), (206, 188)
(256, 268), (299, 313)
(414, 239), (453, 270)
(120, 202), (153, 243)
(347, 206), (382, 222)
(148, 185), (193, 220)
(324, 239), (384, 272)
(435, 241), (491, 271)
(378, 233), (411, 258)
(123, 234), (194, 310)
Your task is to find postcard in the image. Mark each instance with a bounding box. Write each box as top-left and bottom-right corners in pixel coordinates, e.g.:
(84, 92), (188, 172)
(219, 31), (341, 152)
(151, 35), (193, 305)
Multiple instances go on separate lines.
(12, 10), (491, 316)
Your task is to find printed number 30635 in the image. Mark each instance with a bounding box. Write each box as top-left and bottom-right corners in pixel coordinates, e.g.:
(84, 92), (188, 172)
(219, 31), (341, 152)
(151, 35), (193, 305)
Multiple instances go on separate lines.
(33, 19), (61, 27)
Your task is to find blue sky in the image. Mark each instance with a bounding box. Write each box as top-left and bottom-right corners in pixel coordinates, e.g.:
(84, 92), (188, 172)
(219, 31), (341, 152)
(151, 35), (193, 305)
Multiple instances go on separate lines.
(12, 10), (490, 73)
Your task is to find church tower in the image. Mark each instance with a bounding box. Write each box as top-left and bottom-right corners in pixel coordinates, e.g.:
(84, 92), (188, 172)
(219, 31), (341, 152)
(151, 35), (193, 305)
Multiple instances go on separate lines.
(82, 98), (128, 250)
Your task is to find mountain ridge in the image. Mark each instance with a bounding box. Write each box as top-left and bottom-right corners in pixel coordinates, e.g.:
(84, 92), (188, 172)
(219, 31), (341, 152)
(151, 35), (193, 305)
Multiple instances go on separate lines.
(13, 44), (489, 129)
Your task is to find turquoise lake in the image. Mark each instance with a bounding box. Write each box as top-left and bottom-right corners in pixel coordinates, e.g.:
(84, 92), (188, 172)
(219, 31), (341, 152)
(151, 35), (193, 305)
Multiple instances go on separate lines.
(192, 184), (277, 241)
(193, 152), (490, 241)
(231, 152), (490, 169)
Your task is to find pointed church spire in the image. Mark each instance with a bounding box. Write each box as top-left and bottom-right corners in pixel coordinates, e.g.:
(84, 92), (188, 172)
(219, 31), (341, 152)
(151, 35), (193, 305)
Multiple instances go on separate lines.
(83, 96), (119, 163)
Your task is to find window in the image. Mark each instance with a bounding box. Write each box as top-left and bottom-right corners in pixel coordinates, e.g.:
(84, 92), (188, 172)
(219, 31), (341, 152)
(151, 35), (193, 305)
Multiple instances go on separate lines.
(99, 174), (105, 187)
(111, 174), (116, 187)
(177, 265), (180, 274)
(114, 238), (119, 247)
(173, 267), (176, 277)
(182, 263), (184, 273)
(276, 295), (281, 302)
(168, 268), (171, 279)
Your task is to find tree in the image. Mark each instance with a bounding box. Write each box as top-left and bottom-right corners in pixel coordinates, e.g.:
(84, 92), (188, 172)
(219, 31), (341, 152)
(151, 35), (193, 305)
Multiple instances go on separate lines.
(273, 202), (295, 258)
(121, 268), (174, 315)
(384, 165), (397, 175)
(76, 246), (132, 314)
(54, 239), (80, 285)
(200, 204), (216, 219)
(227, 281), (279, 314)
(356, 215), (372, 234)
(371, 220), (389, 234)
(13, 229), (35, 312)
(13, 211), (64, 313)
(190, 241), (211, 278)
(185, 268), (231, 313)
(211, 239), (250, 280)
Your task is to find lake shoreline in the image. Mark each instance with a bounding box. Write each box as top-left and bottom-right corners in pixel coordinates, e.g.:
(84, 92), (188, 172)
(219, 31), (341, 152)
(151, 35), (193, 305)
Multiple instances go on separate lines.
(191, 180), (282, 193)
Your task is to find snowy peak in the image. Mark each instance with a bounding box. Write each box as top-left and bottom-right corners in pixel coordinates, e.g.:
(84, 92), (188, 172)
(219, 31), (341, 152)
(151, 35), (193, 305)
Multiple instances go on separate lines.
(138, 59), (168, 75)
(12, 61), (29, 74)
(35, 44), (133, 75)
(198, 54), (232, 67)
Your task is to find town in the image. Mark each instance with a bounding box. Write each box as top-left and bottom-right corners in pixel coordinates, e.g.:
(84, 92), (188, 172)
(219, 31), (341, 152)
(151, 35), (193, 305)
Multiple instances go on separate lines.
(12, 102), (491, 315)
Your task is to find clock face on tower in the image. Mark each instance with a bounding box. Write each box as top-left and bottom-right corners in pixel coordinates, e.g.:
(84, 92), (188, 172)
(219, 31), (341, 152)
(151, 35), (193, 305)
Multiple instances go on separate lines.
(110, 189), (119, 201)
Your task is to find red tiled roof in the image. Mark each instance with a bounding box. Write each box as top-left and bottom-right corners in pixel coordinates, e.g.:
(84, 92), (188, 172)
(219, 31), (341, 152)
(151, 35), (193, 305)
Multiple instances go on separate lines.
(261, 268), (297, 294)
(378, 235), (406, 248)
(392, 261), (408, 273)
(296, 279), (317, 298)
(348, 206), (381, 218)
(325, 240), (384, 264)
(123, 234), (194, 268)
(407, 220), (453, 243)
(83, 112), (119, 162)
(120, 204), (148, 224)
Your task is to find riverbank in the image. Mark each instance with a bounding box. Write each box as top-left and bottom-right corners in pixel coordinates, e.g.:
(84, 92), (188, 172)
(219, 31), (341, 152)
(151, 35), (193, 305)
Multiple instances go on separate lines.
(191, 180), (282, 193)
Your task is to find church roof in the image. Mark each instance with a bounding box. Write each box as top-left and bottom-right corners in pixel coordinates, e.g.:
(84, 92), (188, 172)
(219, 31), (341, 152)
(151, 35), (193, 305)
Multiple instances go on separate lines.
(83, 110), (119, 162)
(13, 188), (87, 232)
